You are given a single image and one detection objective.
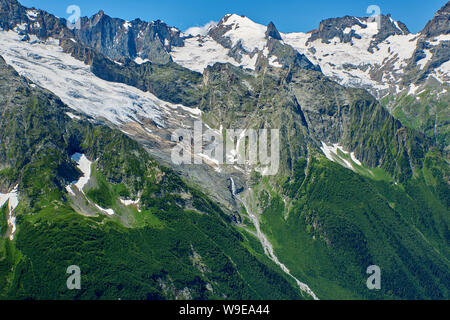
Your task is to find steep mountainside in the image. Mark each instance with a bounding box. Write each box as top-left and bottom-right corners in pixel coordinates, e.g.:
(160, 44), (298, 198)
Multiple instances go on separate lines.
(0, 0), (448, 300)
(0, 56), (308, 300)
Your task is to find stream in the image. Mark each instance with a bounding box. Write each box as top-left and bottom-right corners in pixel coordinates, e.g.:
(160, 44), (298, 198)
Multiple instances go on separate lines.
(230, 178), (319, 300)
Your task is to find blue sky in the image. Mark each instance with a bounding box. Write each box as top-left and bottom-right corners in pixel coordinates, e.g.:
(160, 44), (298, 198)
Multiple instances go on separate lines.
(20, 0), (447, 33)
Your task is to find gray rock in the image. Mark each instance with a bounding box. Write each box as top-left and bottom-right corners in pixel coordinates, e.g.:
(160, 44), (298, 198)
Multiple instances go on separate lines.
(421, 2), (449, 38)
(265, 21), (282, 40)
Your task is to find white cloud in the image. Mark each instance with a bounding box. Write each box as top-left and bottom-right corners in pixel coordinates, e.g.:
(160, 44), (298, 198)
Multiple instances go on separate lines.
(185, 21), (217, 36)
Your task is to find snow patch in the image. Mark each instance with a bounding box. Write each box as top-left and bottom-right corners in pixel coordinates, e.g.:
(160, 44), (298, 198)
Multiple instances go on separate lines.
(66, 112), (81, 120)
(95, 204), (115, 216)
(167, 103), (202, 116)
(26, 9), (39, 20)
(0, 185), (19, 240)
(268, 55), (282, 68)
(120, 198), (139, 206)
(408, 83), (420, 96)
(350, 152), (362, 166)
(123, 21), (131, 30)
(70, 153), (92, 194)
(65, 185), (76, 196)
(120, 198), (141, 212)
(134, 57), (150, 64)
(320, 141), (362, 171)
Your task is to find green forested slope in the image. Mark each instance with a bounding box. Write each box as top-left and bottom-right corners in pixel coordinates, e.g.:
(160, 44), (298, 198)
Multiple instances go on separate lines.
(247, 154), (449, 299)
(0, 56), (304, 300)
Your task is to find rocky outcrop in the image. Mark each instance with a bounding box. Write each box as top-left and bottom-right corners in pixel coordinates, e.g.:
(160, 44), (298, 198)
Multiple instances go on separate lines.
(91, 54), (203, 106)
(421, 1), (449, 38)
(74, 11), (185, 64)
(265, 21), (282, 40)
(307, 14), (409, 52)
(0, 0), (184, 64)
(208, 15), (234, 49)
(307, 15), (366, 44)
(0, 0), (72, 39)
(199, 63), (429, 181)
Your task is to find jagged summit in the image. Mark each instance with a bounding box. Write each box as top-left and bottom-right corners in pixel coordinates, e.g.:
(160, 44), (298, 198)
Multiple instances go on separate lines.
(0, 0), (185, 64)
(307, 14), (409, 47)
(265, 21), (282, 40)
(0, 0), (448, 98)
(198, 13), (318, 71)
(208, 13), (267, 52)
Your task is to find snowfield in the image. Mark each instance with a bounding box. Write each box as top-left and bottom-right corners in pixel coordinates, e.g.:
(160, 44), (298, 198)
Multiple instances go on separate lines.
(283, 30), (420, 95)
(171, 34), (258, 72)
(175, 14), (448, 97)
(320, 141), (362, 171)
(0, 30), (196, 128)
(221, 14), (267, 53)
(172, 14), (281, 72)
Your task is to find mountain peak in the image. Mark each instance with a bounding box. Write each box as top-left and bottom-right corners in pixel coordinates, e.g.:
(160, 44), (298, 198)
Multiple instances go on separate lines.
(266, 21), (282, 40)
(95, 9), (105, 17)
(220, 13), (248, 25)
(208, 13), (267, 52)
(421, 1), (449, 38)
(306, 14), (409, 48)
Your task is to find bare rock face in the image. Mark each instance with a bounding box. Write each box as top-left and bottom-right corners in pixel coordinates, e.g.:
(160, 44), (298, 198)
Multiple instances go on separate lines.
(74, 12), (185, 64)
(0, 0), (184, 64)
(265, 21), (282, 40)
(207, 15), (234, 49)
(421, 1), (450, 38)
(0, 0), (71, 39)
(307, 15), (366, 44)
(400, 2), (450, 88)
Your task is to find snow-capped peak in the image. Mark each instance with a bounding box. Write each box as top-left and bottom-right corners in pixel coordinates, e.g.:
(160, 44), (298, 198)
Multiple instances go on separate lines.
(220, 14), (258, 26)
(215, 14), (267, 52)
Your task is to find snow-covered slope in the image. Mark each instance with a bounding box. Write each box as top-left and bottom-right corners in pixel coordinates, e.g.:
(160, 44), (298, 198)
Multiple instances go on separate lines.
(2, 0), (448, 101)
(218, 14), (267, 52)
(283, 26), (449, 98)
(171, 35), (250, 72)
(320, 142), (362, 171)
(175, 12), (448, 99)
(0, 30), (201, 130)
(172, 14), (292, 71)
(283, 27), (417, 94)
